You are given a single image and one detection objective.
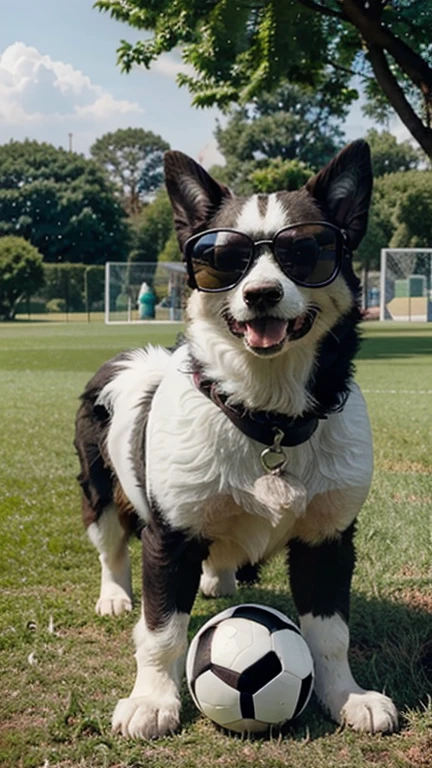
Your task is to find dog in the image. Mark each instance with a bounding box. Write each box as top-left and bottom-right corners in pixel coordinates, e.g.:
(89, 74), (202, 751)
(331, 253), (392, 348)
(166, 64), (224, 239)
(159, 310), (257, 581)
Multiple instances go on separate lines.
(74, 140), (398, 739)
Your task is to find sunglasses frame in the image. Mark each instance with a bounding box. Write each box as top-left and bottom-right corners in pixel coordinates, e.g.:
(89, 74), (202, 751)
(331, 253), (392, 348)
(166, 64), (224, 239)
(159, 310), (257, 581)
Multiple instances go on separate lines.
(184, 221), (350, 292)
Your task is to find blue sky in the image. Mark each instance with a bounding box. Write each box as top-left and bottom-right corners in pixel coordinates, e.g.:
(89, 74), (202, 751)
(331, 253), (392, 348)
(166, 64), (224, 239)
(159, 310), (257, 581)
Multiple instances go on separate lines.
(0, 0), (405, 167)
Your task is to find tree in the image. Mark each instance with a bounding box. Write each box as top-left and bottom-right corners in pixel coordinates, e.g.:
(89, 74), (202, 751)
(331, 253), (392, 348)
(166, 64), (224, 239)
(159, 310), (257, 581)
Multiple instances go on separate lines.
(0, 236), (44, 320)
(130, 188), (175, 264)
(357, 169), (432, 270)
(366, 128), (423, 176)
(95, 0), (432, 159)
(250, 159), (314, 194)
(213, 82), (344, 193)
(0, 140), (130, 265)
(90, 128), (170, 214)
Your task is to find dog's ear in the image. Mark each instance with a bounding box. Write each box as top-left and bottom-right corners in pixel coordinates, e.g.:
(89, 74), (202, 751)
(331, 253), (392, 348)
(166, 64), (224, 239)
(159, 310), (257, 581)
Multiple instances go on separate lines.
(164, 151), (232, 250)
(305, 140), (372, 250)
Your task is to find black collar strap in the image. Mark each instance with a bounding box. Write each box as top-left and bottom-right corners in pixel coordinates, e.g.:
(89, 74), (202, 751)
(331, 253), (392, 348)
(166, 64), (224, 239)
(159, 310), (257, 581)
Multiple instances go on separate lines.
(193, 371), (320, 447)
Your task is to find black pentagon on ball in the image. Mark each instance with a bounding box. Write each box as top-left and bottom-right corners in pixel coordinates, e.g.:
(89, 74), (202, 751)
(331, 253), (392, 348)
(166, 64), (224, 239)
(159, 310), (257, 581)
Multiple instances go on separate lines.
(211, 651), (283, 694)
(201, 651), (283, 723)
(189, 625), (216, 697)
(292, 672), (314, 719)
(232, 605), (301, 634)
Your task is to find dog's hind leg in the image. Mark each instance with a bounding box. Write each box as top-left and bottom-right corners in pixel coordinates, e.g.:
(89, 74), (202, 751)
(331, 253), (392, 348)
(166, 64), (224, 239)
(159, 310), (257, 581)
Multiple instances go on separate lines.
(112, 522), (208, 739)
(200, 560), (237, 597)
(87, 503), (133, 616)
(288, 522), (398, 733)
(75, 386), (133, 616)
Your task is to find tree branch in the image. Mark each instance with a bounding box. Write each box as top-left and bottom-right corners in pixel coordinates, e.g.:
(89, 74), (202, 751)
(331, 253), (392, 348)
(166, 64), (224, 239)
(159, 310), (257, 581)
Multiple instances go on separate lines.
(296, 0), (343, 21)
(323, 56), (374, 83)
(367, 45), (432, 156)
(340, 0), (432, 97)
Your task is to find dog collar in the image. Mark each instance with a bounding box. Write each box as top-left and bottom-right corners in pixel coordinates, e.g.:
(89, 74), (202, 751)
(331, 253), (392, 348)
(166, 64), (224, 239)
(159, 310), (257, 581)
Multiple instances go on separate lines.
(192, 370), (320, 448)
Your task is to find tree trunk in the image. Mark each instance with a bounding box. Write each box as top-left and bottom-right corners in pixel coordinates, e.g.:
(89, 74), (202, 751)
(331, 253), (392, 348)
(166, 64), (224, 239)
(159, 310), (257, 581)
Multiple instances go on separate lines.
(341, 0), (432, 95)
(368, 46), (432, 158)
(335, 0), (432, 158)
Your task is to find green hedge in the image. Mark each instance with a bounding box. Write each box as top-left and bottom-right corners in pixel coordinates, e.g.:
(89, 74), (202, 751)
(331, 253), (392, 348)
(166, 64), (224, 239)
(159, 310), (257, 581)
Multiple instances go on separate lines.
(16, 263), (105, 314)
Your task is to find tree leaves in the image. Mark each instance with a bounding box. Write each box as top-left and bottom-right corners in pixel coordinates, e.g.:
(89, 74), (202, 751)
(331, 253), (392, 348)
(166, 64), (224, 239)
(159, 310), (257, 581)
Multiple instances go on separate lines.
(0, 236), (44, 320)
(96, 0), (432, 156)
(90, 128), (170, 214)
(213, 81), (345, 192)
(0, 140), (130, 265)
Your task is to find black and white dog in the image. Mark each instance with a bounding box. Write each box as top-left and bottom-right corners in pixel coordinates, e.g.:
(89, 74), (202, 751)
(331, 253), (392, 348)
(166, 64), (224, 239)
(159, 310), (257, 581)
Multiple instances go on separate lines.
(75, 141), (398, 739)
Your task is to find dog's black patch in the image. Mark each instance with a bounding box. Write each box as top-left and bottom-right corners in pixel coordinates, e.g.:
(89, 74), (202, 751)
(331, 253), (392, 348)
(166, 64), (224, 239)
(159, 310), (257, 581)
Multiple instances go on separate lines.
(74, 351), (143, 535)
(141, 503), (209, 631)
(308, 305), (362, 418)
(287, 522), (357, 623)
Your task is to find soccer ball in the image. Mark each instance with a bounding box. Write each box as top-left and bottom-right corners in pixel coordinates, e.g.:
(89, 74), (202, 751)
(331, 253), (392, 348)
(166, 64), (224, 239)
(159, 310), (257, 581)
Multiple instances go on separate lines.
(186, 603), (314, 733)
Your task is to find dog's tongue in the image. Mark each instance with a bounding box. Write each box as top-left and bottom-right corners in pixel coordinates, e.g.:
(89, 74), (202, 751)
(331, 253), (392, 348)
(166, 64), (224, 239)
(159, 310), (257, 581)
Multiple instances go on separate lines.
(245, 318), (288, 348)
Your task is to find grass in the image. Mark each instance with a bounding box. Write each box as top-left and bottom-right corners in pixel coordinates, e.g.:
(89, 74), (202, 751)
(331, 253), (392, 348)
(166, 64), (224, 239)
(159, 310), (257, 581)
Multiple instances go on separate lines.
(0, 320), (431, 768)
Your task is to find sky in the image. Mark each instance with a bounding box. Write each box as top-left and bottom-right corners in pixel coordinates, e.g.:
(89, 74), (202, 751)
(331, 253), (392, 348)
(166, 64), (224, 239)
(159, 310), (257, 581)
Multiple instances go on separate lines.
(0, 0), (408, 168)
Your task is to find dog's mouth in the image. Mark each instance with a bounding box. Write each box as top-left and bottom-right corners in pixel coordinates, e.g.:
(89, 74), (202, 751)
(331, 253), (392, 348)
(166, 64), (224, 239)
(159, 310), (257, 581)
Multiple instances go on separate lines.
(225, 308), (319, 353)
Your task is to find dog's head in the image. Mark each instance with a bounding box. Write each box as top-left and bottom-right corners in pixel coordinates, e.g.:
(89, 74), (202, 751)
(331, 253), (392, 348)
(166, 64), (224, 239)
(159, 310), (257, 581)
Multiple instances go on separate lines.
(164, 142), (372, 360)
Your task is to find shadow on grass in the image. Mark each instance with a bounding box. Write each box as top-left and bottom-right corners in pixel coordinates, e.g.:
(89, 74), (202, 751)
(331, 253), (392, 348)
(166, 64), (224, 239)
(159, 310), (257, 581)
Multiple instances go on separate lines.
(183, 583), (432, 740)
(358, 332), (432, 360)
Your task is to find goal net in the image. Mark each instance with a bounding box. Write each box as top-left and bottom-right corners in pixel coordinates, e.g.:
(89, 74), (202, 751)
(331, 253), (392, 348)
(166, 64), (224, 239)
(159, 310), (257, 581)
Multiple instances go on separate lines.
(105, 262), (187, 324)
(380, 249), (432, 321)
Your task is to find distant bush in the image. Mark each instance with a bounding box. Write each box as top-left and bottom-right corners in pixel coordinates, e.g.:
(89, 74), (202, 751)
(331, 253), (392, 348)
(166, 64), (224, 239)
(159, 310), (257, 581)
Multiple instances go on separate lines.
(46, 298), (67, 313)
(0, 236), (44, 320)
(15, 263), (106, 316)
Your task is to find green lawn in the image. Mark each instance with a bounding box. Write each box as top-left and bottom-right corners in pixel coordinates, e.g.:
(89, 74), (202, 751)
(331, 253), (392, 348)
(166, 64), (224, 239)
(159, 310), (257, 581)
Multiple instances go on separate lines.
(0, 321), (431, 768)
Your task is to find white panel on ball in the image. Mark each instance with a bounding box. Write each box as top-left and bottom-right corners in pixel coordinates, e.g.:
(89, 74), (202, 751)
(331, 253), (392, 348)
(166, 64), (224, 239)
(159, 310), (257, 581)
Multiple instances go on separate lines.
(210, 618), (270, 671)
(253, 670), (301, 722)
(194, 670), (242, 725)
(271, 629), (315, 680)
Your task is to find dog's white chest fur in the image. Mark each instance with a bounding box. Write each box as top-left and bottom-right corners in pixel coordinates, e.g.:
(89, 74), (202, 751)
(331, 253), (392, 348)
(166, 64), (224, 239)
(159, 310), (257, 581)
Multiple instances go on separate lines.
(132, 345), (373, 568)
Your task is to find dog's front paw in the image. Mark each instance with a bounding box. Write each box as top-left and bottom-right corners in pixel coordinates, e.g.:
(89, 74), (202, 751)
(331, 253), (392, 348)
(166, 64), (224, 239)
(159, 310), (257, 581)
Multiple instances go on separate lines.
(112, 694), (181, 739)
(340, 691), (398, 733)
(96, 587), (132, 616)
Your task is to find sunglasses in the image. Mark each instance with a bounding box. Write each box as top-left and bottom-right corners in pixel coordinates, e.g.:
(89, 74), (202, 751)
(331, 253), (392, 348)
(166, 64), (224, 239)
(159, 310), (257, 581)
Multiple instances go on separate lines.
(184, 221), (349, 292)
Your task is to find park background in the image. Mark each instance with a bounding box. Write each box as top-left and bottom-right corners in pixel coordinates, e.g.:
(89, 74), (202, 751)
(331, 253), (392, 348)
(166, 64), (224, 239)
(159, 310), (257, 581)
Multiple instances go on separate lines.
(0, 2), (431, 767)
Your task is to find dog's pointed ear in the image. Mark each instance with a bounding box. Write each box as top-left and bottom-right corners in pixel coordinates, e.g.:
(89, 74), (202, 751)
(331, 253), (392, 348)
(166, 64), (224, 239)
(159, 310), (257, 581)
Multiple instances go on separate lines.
(305, 140), (372, 250)
(164, 151), (232, 250)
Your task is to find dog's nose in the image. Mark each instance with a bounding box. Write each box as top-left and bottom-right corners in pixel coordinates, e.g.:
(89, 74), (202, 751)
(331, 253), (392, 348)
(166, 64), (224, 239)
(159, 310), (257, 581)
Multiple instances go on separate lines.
(243, 282), (283, 308)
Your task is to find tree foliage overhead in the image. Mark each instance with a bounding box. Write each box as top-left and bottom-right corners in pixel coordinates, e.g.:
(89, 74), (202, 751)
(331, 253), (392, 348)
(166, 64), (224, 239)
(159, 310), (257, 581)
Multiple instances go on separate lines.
(357, 168), (432, 270)
(365, 128), (423, 176)
(213, 81), (345, 193)
(353, 129), (428, 270)
(95, 0), (432, 158)
(0, 236), (44, 320)
(129, 188), (175, 264)
(90, 128), (170, 214)
(0, 140), (130, 265)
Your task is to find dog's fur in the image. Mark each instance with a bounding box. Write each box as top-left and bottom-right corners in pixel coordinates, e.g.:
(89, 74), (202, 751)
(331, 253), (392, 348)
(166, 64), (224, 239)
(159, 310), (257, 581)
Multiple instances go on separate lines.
(74, 141), (398, 739)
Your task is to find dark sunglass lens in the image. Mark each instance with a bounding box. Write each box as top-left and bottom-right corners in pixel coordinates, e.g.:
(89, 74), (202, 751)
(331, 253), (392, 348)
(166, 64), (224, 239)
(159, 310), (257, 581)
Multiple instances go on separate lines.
(189, 231), (251, 290)
(275, 225), (338, 286)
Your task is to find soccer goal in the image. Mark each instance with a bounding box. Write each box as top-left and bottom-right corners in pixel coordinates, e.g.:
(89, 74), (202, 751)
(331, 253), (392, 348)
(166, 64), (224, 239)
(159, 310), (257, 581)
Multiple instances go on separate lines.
(379, 248), (432, 321)
(105, 261), (187, 324)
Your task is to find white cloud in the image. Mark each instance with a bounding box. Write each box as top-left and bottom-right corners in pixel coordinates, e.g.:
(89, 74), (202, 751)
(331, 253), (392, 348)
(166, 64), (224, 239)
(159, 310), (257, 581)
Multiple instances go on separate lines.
(75, 92), (143, 119)
(150, 51), (194, 80)
(0, 42), (143, 124)
(197, 140), (225, 169)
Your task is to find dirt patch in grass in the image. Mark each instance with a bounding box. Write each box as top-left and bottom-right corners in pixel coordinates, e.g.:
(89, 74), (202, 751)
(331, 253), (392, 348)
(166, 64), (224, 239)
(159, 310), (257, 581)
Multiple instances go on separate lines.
(380, 459), (431, 475)
(392, 493), (432, 504)
(393, 587), (432, 613)
(397, 735), (432, 767)
(360, 749), (391, 764)
(0, 712), (48, 735)
(398, 564), (431, 581)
